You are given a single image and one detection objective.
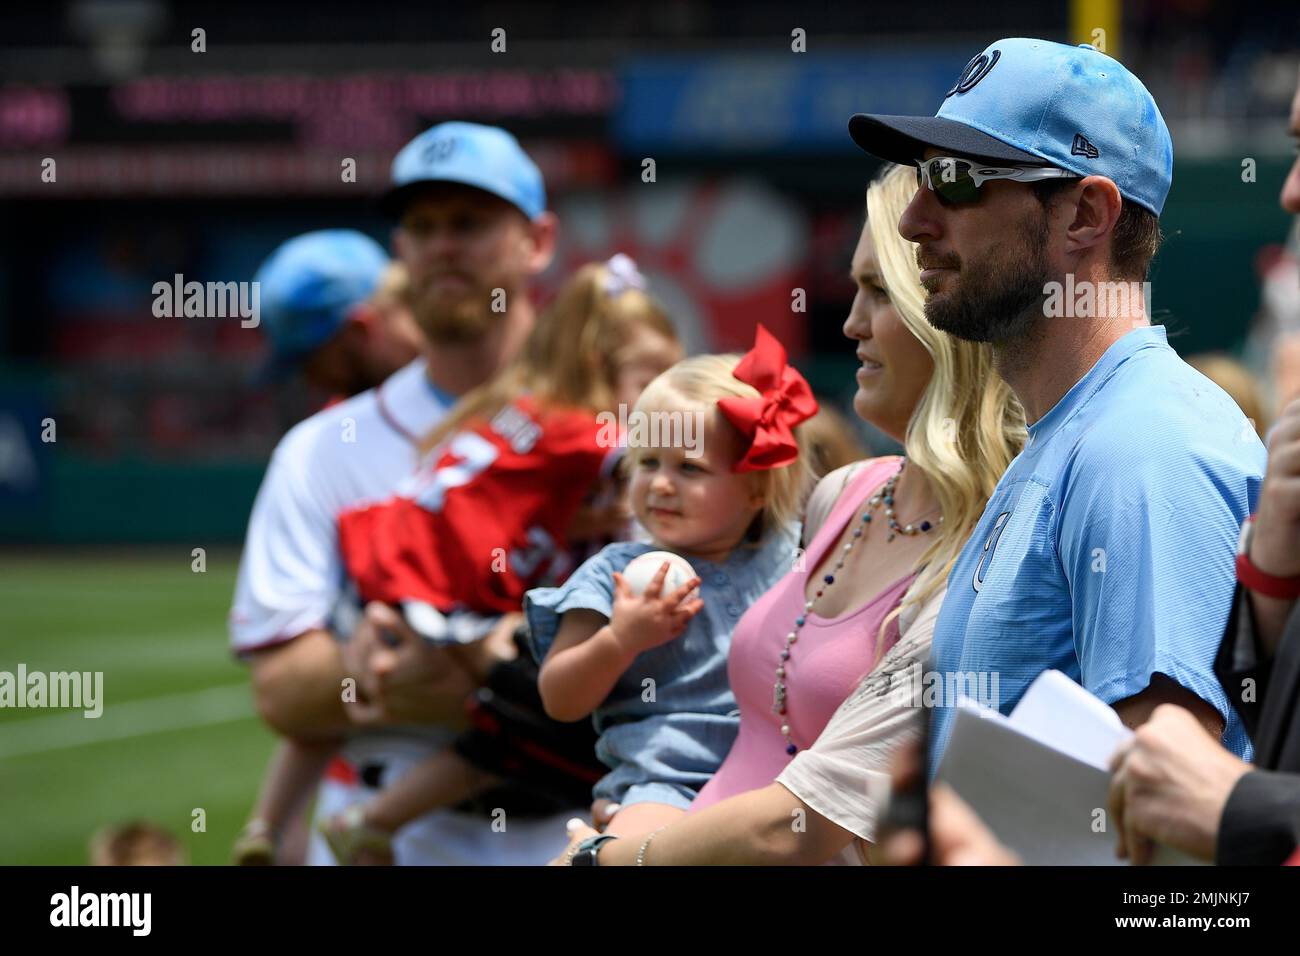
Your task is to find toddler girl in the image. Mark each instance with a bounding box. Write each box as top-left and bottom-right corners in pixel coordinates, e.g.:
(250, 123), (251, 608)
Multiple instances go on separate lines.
(528, 325), (816, 839)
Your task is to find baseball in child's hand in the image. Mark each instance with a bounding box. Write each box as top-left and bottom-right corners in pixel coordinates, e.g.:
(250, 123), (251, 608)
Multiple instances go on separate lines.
(621, 551), (699, 598)
(610, 555), (704, 654)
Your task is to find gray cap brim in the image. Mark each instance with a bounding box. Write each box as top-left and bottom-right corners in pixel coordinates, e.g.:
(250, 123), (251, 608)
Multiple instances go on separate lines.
(848, 113), (1044, 166)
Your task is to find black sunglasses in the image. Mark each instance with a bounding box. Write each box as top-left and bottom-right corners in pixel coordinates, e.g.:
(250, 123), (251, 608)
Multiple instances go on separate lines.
(916, 156), (1079, 206)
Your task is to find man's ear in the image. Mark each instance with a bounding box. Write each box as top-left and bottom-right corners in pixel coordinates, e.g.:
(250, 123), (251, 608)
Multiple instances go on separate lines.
(1063, 175), (1123, 259)
(524, 211), (559, 275)
(337, 306), (376, 348)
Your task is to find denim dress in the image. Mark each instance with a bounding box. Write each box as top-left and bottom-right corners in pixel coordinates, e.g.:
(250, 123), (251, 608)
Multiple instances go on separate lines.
(524, 523), (799, 809)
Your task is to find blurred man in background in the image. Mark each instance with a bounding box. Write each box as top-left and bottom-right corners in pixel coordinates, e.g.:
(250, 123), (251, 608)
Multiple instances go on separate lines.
(1269, 73), (1300, 411)
(255, 230), (422, 399)
(230, 122), (567, 865)
(238, 229), (422, 863)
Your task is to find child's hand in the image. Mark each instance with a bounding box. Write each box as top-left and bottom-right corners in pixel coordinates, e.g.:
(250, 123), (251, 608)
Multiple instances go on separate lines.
(608, 562), (703, 655)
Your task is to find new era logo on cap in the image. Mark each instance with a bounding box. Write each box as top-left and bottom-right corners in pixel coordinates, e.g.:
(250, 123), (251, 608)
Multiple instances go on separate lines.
(1071, 134), (1100, 159)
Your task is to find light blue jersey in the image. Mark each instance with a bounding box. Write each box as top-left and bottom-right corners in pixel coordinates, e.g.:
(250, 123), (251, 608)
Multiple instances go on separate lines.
(929, 325), (1265, 777)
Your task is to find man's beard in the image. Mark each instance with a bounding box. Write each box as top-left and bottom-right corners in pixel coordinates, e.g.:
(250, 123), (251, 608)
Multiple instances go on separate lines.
(921, 209), (1052, 345)
(406, 275), (501, 346)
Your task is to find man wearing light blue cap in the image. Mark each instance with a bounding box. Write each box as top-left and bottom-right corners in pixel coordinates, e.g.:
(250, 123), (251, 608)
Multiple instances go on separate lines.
(849, 38), (1267, 789)
(231, 123), (566, 866)
(255, 229), (420, 396)
(382, 121), (556, 364)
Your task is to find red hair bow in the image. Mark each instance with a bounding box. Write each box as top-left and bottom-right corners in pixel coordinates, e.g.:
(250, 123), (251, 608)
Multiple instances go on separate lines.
(717, 324), (818, 473)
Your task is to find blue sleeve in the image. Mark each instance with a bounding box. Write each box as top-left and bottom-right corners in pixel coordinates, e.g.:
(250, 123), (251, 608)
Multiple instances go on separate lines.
(1057, 428), (1263, 749)
(523, 543), (643, 663)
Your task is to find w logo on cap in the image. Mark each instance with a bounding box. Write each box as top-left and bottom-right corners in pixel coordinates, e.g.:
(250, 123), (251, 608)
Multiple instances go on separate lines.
(422, 136), (459, 164)
(1071, 133), (1099, 159)
(946, 49), (1001, 97)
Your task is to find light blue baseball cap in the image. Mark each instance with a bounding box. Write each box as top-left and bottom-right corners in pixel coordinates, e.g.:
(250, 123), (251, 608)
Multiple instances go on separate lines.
(849, 37), (1173, 215)
(255, 229), (389, 378)
(381, 121), (546, 221)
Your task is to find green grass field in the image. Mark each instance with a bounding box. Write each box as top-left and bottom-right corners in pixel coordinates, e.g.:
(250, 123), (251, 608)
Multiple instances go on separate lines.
(0, 551), (274, 865)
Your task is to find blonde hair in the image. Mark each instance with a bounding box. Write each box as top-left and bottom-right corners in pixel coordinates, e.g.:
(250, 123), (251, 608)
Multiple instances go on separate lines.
(866, 164), (1026, 646)
(420, 259), (677, 454)
(629, 353), (815, 542)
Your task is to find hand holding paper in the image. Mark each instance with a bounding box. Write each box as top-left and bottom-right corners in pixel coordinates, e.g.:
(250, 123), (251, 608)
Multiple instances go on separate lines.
(935, 670), (1205, 865)
(1108, 703), (1252, 864)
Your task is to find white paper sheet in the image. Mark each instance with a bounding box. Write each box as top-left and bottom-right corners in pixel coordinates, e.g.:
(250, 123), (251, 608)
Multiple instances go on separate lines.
(935, 669), (1202, 866)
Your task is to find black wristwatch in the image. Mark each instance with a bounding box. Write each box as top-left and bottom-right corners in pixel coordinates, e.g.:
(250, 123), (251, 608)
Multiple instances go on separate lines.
(569, 834), (619, 866)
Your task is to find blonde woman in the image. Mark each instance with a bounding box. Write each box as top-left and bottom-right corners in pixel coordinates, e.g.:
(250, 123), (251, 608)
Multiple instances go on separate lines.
(556, 163), (1025, 865)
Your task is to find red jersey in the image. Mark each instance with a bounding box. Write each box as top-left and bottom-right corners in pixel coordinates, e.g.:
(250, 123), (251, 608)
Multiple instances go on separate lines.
(337, 396), (614, 620)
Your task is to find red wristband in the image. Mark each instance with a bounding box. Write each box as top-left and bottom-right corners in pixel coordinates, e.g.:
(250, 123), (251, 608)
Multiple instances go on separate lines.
(1236, 552), (1300, 600)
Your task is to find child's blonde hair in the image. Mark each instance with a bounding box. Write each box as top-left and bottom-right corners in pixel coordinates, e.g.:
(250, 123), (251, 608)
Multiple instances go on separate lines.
(629, 353), (814, 542)
(420, 258), (677, 454)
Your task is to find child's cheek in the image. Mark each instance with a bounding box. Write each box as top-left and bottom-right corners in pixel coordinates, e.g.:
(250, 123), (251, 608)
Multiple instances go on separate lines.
(627, 472), (650, 509)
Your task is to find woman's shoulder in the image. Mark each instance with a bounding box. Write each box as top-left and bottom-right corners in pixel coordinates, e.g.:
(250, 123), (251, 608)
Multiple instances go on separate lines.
(810, 460), (866, 502)
(813, 461), (861, 496)
(814, 455), (901, 499)
(802, 456), (901, 545)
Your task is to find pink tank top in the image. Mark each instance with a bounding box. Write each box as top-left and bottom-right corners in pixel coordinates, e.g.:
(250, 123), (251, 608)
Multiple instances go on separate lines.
(688, 457), (917, 812)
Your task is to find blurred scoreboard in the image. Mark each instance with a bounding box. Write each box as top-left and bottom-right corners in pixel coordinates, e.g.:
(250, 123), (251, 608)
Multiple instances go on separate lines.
(0, 68), (620, 196)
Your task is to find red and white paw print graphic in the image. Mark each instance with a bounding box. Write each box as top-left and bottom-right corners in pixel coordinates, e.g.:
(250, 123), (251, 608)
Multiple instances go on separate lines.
(545, 178), (809, 356)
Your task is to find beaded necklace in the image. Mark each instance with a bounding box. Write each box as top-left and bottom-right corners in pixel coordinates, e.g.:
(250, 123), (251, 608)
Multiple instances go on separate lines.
(773, 458), (940, 755)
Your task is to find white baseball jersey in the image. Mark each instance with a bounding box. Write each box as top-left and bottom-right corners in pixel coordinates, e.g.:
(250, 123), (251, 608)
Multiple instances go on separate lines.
(229, 358), (575, 865)
(230, 358), (452, 653)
